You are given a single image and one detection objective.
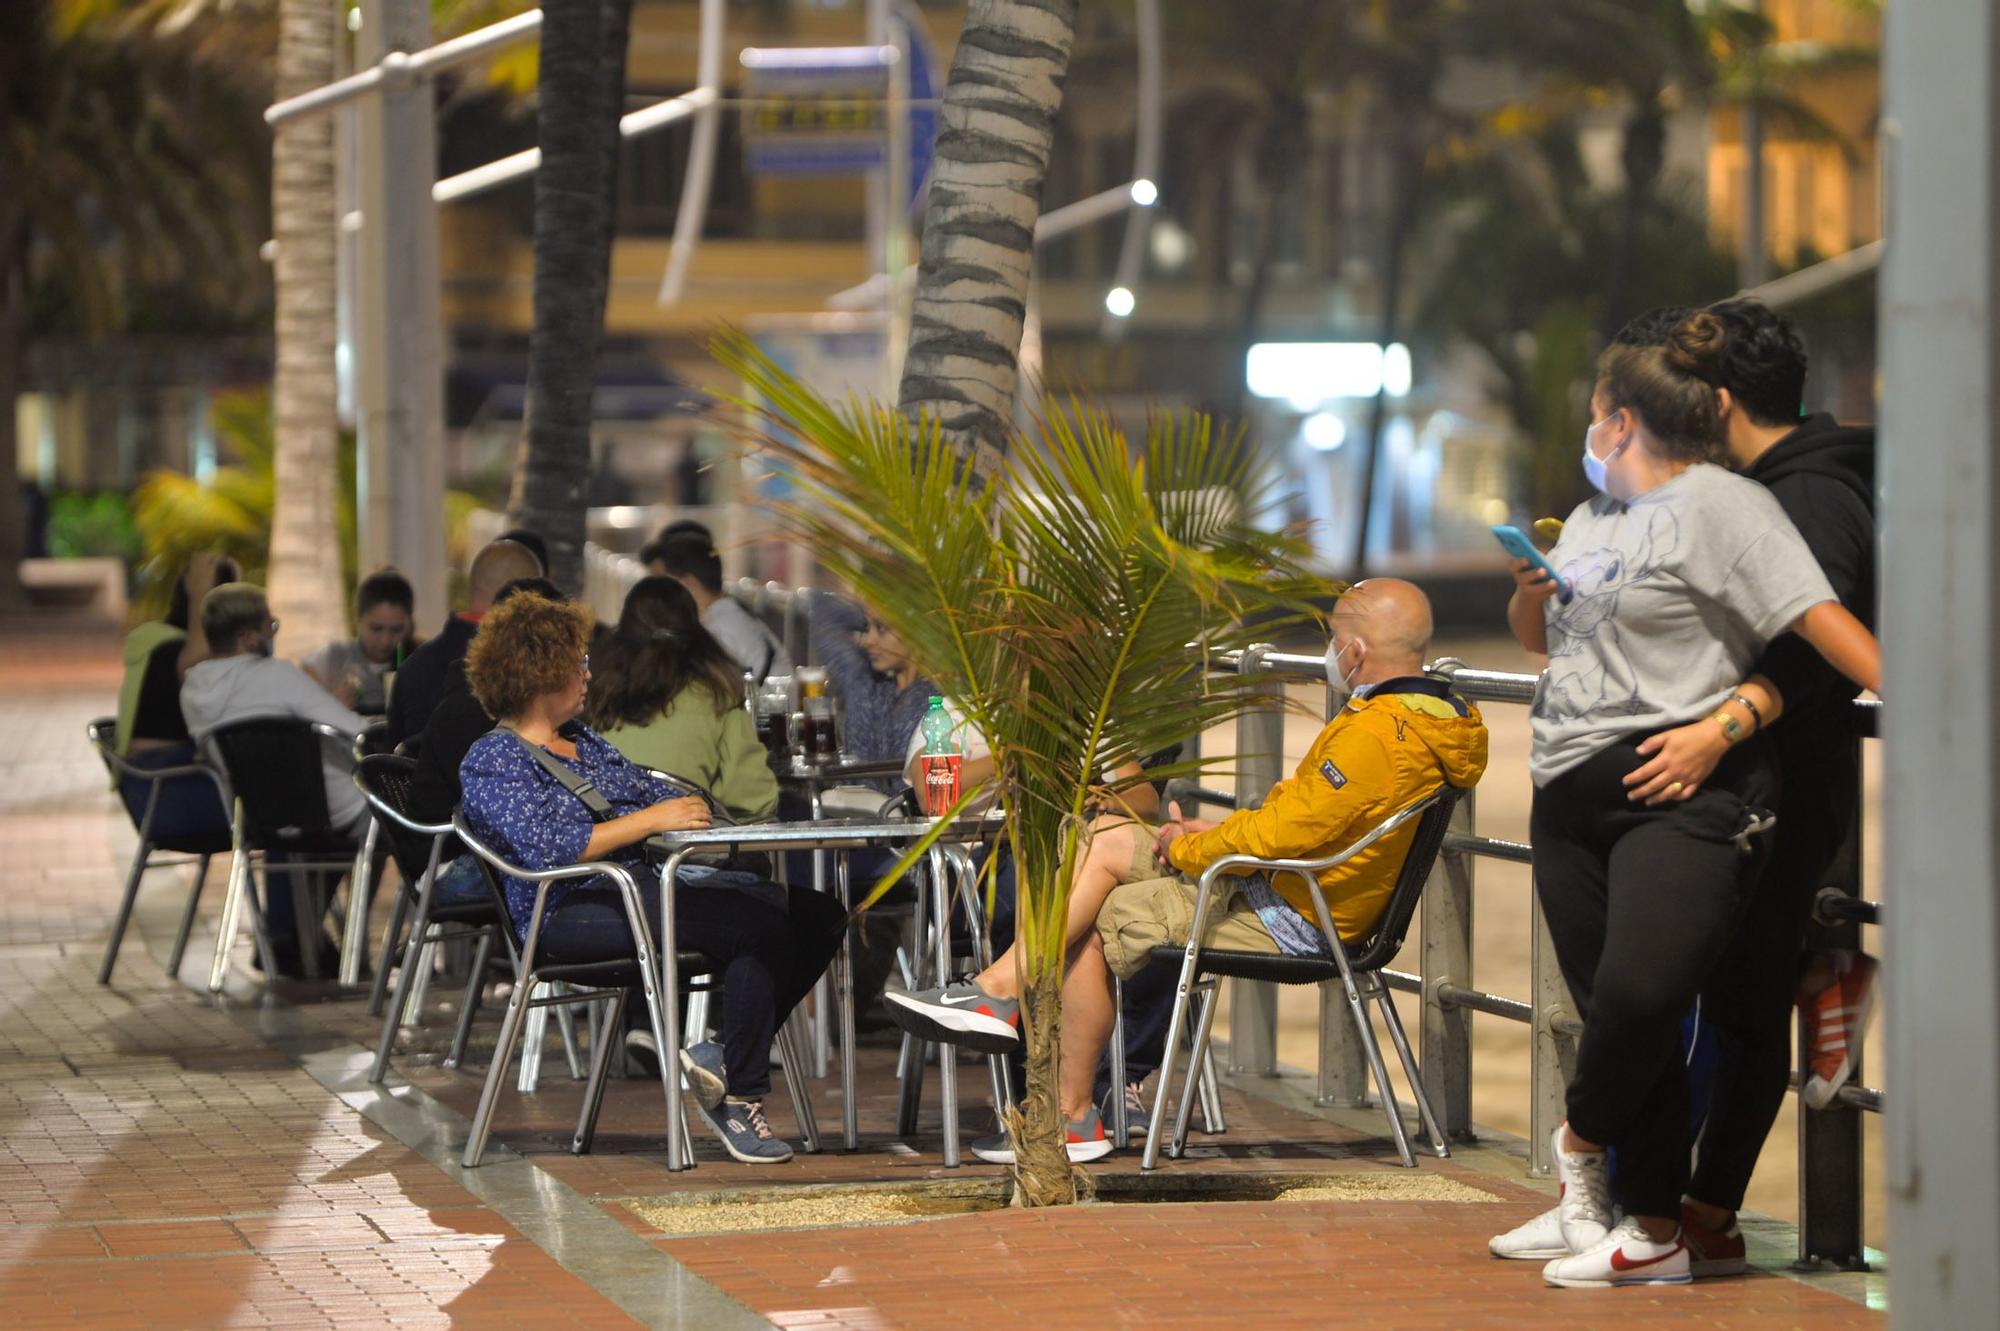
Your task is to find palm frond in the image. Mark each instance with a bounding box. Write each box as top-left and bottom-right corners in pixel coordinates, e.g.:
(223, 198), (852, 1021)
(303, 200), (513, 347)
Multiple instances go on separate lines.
(711, 329), (1334, 974)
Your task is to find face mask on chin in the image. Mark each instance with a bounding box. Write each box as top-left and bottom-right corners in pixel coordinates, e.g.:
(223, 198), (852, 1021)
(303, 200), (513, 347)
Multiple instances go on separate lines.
(1581, 413), (1631, 498)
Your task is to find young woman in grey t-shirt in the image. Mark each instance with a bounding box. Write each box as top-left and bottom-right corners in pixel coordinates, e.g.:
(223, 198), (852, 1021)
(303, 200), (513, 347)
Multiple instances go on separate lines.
(1499, 313), (1881, 1288)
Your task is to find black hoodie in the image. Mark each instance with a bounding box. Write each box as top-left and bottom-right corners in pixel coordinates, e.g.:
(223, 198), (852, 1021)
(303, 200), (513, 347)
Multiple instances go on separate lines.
(1744, 413), (1876, 762)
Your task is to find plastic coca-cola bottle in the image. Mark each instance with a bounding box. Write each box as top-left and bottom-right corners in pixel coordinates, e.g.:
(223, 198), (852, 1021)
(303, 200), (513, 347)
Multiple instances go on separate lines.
(918, 696), (962, 817)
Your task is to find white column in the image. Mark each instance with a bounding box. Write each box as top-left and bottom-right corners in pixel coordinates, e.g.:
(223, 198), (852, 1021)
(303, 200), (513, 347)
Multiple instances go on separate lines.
(1880, 4), (2000, 1325)
(355, 0), (447, 624)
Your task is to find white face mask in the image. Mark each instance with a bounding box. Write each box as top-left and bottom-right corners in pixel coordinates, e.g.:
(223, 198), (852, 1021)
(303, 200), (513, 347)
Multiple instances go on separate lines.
(1581, 413), (1630, 497)
(1324, 637), (1361, 701)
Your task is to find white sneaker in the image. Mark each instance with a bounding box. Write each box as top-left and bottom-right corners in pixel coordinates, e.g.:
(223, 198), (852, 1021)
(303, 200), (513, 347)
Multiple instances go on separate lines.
(1542, 1218), (1692, 1288)
(1489, 1205), (1569, 1260)
(1551, 1123), (1613, 1253)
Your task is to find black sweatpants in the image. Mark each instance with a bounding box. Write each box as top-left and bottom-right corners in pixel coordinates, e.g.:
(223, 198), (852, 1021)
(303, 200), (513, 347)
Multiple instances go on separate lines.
(1531, 733), (1779, 1219)
(538, 874), (846, 1101)
(1687, 736), (1859, 1211)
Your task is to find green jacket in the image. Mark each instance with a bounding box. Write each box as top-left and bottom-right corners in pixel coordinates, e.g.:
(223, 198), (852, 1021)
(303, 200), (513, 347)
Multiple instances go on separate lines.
(602, 687), (779, 821)
(115, 622), (184, 756)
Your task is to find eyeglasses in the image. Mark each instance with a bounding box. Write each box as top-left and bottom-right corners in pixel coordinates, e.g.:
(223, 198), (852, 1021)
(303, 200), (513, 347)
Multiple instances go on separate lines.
(581, 653), (591, 675)
(267, 617), (281, 636)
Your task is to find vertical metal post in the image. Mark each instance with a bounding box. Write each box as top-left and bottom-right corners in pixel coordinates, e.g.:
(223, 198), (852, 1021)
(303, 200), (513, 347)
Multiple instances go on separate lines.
(1419, 793), (1474, 1140)
(355, 0), (447, 622)
(1527, 888), (1574, 1178)
(1228, 646), (1281, 1078)
(1314, 674), (1367, 1104)
(1796, 728), (1868, 1271)
(1881, 7), (2000, 1320)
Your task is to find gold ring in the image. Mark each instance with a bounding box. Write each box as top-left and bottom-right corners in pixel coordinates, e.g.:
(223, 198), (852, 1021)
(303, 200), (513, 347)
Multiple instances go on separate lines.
(1666, 781), (1685, 795)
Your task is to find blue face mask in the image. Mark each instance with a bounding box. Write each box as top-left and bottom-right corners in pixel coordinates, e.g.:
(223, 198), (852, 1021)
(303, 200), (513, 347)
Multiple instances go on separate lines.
(1581, 413), (1630, 497)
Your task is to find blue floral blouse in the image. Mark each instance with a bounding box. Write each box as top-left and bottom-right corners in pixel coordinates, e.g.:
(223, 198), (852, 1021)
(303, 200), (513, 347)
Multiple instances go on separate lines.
(458, 722), (686, 941)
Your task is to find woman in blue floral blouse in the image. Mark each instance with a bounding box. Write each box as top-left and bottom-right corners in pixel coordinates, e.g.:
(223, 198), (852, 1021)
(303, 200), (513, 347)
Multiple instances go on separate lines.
(458, 591), (842, 1164)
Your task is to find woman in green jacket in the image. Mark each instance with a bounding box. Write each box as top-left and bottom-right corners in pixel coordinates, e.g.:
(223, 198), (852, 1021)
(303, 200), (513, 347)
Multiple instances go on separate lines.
(588, 576), (780, 821)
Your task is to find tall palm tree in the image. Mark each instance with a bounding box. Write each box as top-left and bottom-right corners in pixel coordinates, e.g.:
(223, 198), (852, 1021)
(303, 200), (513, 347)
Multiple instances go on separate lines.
(513, 0), (634, 593)
(897, 0), (1081, 476)
(264, 0), (348, 655)
(0, 0), (268, 608)
(720, 329), (1324, 1205)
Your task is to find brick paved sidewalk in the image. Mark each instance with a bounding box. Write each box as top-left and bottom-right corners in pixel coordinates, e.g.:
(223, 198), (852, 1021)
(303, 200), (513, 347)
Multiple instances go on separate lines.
(0, 611), (1889, 1329)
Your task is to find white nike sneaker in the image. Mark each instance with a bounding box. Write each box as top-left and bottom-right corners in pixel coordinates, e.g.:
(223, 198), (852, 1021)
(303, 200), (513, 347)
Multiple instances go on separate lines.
(1489, 1205), (1569, 1260)
(1551, 1123), (1613, 1254)
(1542, 1218), (1692, 1288)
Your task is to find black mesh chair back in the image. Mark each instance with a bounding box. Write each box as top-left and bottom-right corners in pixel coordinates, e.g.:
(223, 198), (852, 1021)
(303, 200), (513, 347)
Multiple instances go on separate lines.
(354, 753), (457, 886)
(1345, 785), (1464, 974)
(208, 718), (353, 853)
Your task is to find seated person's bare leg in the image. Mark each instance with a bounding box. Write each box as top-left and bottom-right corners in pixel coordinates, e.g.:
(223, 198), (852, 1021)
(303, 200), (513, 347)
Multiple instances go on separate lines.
(974, 815), (1145, 1000)
(1056, 931), (1118, 1120)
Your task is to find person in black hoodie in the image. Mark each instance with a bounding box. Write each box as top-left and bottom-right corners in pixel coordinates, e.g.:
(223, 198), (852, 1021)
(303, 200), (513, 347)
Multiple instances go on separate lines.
(1611, 299), (1875, 1272)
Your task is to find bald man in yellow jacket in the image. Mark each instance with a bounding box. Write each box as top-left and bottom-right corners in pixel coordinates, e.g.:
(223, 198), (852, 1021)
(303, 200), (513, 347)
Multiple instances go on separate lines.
(882, 579), (1488, 1160)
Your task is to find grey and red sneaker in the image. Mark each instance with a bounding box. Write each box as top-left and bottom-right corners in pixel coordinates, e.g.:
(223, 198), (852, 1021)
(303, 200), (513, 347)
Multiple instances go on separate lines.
(1679, 1202), (1747, 1277)
(973, 1106), (1112, 1164)
(884, 980), (1020, 1054)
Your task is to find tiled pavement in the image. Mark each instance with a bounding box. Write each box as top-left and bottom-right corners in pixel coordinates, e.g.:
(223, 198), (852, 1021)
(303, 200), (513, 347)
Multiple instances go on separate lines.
(0, 610), (1889, 1328)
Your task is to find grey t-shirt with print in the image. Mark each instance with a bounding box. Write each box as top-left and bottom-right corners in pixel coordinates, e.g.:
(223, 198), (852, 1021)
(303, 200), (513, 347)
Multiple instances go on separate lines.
(1529, 463), (1836, 787)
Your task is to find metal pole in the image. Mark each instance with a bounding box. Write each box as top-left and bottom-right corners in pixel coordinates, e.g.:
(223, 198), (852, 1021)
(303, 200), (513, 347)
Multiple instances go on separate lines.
(1526, 888), (1574, 1178)
(656, 0), (725, 305)
(1880, 4), (2000, 1324)
(354, 0), (447, 622)
(1419, 790), (1475, 1140)
(1227, 646), (1281, 1078)
(882, 1), (912, 388)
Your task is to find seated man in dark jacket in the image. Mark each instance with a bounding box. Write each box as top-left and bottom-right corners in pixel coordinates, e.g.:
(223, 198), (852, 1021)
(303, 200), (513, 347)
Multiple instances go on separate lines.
(385, 539), (542, 746)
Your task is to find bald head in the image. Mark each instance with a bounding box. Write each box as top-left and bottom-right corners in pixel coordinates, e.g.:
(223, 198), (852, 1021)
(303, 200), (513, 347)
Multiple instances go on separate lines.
(467, 540), (544, 612)
(1329, 578), (1433, 685)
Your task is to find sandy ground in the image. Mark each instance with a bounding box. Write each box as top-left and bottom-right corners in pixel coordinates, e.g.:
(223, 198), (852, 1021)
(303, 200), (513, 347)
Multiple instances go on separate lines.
(1211, 633), (1885, 1250)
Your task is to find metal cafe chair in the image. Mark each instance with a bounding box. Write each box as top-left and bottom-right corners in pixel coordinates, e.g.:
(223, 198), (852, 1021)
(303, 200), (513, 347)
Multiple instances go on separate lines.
(353, 754), (521, 1081)
(203, 719), (366, 991)
(452, 814), (820, 1169)
(87, 718), (234, 984)
(1139, 786), (1465, 1170)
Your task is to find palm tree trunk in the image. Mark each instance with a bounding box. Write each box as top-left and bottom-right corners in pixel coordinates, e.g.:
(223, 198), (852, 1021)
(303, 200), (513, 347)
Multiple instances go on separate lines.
(1351, 143), (1425, 576)
(267, 0), (348, 656)
(897, 0), (1080, 476)
(515, 0), (634, 594)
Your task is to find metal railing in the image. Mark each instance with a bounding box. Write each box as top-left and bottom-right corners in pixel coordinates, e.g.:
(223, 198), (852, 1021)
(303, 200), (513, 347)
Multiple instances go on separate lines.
(1207, 645), (1880, 1273)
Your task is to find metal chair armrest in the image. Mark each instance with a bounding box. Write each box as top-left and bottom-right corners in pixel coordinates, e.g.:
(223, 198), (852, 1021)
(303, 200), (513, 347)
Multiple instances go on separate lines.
(1191, 791), (1442, 888)
(356, 782), (454, 839)
(88, 717), (225, 787)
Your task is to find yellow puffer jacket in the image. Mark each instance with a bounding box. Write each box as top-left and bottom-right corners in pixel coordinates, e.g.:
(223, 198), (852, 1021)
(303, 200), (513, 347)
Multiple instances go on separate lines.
(1167, 677), (1489, 942)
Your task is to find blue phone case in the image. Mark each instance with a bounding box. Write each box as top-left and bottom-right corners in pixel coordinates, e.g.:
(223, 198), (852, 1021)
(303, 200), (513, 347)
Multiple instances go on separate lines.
(1491, 525), (1571, 601)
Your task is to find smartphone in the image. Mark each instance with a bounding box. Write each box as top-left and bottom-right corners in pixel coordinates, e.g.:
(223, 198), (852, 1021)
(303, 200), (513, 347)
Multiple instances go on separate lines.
(1491, 524), (1571, 602)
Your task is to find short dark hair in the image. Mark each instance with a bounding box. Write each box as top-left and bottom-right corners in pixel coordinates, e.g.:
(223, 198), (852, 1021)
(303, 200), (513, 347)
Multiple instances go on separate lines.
(495, 527), (549, 574)
(649, 531), (723, 594)
(1699, 299), (1809, 426)
(200, 582), (270, 653)
(494, 576), (562, 607)
(166, 556), (241, 630)
(639, 520), (714, 568)
(356, 568), (414, 618)
(1610, 305), (1696, 351)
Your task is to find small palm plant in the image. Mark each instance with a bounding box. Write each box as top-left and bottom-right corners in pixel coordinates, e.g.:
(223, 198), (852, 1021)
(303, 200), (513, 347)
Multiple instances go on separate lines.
(714, 331), (1331, 1205)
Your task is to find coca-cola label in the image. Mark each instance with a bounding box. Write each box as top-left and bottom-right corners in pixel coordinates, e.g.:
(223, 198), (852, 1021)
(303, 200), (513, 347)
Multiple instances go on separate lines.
(921, 753), (962, 817)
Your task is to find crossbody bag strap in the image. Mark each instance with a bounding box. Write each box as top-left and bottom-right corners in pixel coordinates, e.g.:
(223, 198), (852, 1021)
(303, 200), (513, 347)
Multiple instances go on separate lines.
(497, 723), (617, 821)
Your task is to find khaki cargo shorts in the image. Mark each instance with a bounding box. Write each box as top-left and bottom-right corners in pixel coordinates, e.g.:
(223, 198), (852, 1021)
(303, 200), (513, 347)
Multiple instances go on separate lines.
(1094, 822), (1281, 980)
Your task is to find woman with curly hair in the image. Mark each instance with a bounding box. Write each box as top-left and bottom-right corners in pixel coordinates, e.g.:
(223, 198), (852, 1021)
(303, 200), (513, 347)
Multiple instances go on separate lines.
(587, 577), (779, 821)
(457, 591), (842, 1164)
